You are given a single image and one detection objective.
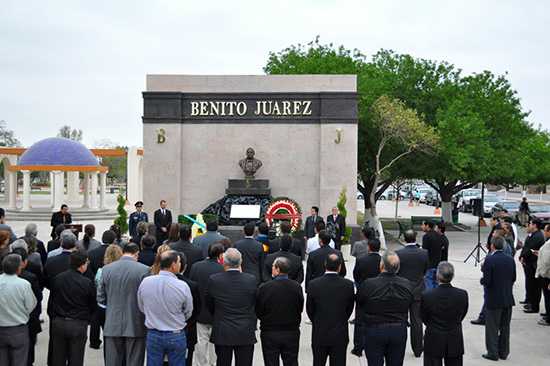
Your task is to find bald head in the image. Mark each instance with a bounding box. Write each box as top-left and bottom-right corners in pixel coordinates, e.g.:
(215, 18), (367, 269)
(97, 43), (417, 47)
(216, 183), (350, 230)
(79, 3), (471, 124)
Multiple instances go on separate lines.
(381, 251), (400, 274)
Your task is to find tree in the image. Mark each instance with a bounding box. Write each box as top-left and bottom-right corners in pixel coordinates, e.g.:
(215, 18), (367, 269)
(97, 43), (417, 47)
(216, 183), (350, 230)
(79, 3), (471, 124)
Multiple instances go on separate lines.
(57, 125), (83, 142)
(265, 38), (547, 229)
(114, 193), (129, 234)
(0, 120), (22, 147)
(367, 96), (438, 244)
(92, 138), (127, 183)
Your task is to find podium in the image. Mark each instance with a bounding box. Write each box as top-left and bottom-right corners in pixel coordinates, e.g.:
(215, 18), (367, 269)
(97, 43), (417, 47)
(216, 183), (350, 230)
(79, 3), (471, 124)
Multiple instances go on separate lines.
(65, 224), (83, 240)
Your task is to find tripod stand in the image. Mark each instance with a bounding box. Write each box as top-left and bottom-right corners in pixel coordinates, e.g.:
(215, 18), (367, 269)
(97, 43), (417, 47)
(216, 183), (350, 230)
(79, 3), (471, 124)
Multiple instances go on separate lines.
(464, 185), (488, 266)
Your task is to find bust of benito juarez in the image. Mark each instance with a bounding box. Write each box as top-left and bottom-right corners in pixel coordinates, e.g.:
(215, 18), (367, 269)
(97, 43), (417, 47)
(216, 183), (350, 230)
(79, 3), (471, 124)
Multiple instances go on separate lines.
(238, 148), (262, 179)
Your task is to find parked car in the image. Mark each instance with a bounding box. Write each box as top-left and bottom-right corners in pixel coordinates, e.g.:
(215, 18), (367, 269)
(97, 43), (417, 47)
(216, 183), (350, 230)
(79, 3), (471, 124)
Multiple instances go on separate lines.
(480, 194), (501, 216)
(357, 190), (364, 200)
(378, 189), (405, 200)
(515, 204), (550, 225)
(491, 200), (520, 218)
(415, 187), (432, 203)
(455, 189), (482, 212)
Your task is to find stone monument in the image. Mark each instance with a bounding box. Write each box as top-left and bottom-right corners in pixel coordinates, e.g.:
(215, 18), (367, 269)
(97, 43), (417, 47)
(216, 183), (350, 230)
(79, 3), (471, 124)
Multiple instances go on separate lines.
(142, 75), (359, 232)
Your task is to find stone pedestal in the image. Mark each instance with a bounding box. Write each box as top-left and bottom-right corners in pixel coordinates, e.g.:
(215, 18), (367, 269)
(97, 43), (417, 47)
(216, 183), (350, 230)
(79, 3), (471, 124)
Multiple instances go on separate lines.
(226, 179), (271, 196)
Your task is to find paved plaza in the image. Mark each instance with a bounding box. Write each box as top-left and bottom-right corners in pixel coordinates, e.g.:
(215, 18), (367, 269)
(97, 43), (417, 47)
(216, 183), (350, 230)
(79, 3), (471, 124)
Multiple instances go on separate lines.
(3, 196), (549, 365)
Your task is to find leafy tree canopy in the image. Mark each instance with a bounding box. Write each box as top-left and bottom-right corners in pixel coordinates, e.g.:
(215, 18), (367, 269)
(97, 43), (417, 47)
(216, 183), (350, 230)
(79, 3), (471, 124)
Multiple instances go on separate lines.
(0, 120), (22, 147)
(57, 125), (83, 142)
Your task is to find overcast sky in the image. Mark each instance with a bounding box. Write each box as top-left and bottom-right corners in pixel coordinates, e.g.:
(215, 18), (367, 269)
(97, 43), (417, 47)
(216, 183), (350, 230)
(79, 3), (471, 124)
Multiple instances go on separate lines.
(1, 0), (548, 148)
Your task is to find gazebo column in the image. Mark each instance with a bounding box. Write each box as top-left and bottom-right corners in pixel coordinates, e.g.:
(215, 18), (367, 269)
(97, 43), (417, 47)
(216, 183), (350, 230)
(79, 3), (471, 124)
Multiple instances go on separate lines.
(66, 171), (79, 204)
(8, 170), (17, 210)
(99, 171), (107, 209)
(21, 170), (31, 212)
(82, 173), (90, 208)
(52, 170), (64, 211)
(90, 172), (99, 211)
(50, 172), (55, 208)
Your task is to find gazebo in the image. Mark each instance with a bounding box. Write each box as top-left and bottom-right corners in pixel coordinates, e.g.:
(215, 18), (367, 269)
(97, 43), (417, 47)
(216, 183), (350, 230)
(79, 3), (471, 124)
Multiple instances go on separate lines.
(7, 137), (109, 212)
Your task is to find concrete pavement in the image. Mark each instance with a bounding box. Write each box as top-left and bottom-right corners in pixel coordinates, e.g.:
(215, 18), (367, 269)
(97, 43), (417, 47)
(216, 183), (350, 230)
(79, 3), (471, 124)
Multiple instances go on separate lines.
(4, 198), (549, 365)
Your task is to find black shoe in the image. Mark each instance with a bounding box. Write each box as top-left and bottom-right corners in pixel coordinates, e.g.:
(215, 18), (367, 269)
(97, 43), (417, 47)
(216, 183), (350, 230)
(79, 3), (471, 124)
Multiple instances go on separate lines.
(89, 344), (100, 350)
(523, 308), (539, 314)
(349, 319), (355, 325)
(520, 300), (529, 304)
(540, 312), (547, 317)
(482, 354), (498, 361)
(471, 319), (485, 325)
(499, 355), (508, 360)
(524, 304), (532, 310)
(351, 348), (363, 357)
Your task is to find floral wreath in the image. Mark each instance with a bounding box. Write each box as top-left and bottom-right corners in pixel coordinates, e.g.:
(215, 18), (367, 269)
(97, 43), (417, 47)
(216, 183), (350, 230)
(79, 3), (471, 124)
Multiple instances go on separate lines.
(264, 197), (302, 235)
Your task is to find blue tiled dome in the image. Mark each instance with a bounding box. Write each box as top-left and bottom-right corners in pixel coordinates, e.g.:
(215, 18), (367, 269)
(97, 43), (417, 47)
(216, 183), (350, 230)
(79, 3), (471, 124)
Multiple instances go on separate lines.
(18, 137), (99, 166)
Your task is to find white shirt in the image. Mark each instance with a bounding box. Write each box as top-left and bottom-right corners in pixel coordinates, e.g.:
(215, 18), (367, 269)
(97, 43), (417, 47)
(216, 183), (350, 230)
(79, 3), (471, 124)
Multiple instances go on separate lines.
(306, 234), (335, 254)
(511, 222), (519, 248)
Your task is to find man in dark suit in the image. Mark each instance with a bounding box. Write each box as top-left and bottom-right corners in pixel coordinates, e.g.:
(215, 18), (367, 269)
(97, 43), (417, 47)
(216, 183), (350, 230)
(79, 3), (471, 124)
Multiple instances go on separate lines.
(351, 238), (382, 357)
(12, 247), (42, 366)
(50, 204), (72, 239)
(306, 230), (346, 292)
(169, 225), (204, 278)
(154, 200), (172, 247)
(47, 224), (66, 253)
(269, 221), (303, 258)
(263, 234), (304, 284)
(307, 254), (355, 366)
(421, 261), (468, 366)
(422, 219), (442, 290)
(256, 257), (304, 366)
(234, 222), (265, 286)
(353, 238), (382, 288)
(87, 230), (116, 275)
(205, 248), (258, 366)
(357, 251), (413, 366)
(480, 236), (516, 361)
(396, 230), (429, 358)
(137, 235), (157, 267)
(520, 218), (545, 313)
(87, 230), (116, 349)
(304, 206), (323, 241)
(44, 230), (93, 290)
(189, 243), (225, 366)
(327, 206), (346, 250)
(48, 249), (97, 366)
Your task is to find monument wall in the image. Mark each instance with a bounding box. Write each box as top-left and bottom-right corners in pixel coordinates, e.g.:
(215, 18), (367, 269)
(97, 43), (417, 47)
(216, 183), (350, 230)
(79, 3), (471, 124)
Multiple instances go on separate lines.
(142, 75), (358, 225)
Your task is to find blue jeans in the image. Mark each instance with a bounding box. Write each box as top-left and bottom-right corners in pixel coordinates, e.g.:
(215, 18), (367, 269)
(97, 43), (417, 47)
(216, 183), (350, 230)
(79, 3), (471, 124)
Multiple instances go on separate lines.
(146, 329), (187, 366)
(363, 325), (407, 366)
(424, 268), (439, 290)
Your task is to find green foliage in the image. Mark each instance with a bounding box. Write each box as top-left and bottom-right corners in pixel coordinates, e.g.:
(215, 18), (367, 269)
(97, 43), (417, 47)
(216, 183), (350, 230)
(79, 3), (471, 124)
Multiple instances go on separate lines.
(57, 125), (83, 142)
(337, 186), (348, 218)
(178, 214), (219, 227)
(0, 120), (22, 147)
(92, 139), (127, 182)
(265, 38), (546, 217)
(336, 186), (353, 244)
(114, 194), (129, 234)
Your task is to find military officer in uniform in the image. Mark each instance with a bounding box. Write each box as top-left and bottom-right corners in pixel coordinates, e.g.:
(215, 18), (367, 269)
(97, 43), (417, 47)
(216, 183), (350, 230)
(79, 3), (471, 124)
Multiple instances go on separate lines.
(129, 201), (148, 238)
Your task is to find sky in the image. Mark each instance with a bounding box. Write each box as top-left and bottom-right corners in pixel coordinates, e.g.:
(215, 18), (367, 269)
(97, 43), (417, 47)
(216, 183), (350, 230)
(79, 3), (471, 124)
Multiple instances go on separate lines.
(1, 0), (548, 148)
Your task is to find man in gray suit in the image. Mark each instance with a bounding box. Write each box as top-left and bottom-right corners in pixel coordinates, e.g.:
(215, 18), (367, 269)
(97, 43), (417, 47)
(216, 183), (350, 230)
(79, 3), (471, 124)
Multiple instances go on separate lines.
(97, 243), (151, 366)
(193, 218), (226, 257)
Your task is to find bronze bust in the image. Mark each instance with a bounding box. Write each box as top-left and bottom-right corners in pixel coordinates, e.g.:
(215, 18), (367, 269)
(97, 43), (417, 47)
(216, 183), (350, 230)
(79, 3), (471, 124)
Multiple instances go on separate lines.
(238, 148), (262, 179)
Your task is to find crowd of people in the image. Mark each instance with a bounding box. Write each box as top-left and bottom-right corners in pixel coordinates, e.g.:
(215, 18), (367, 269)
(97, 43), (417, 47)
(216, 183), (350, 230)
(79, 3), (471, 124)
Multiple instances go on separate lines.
(0, 200), (549, 366)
